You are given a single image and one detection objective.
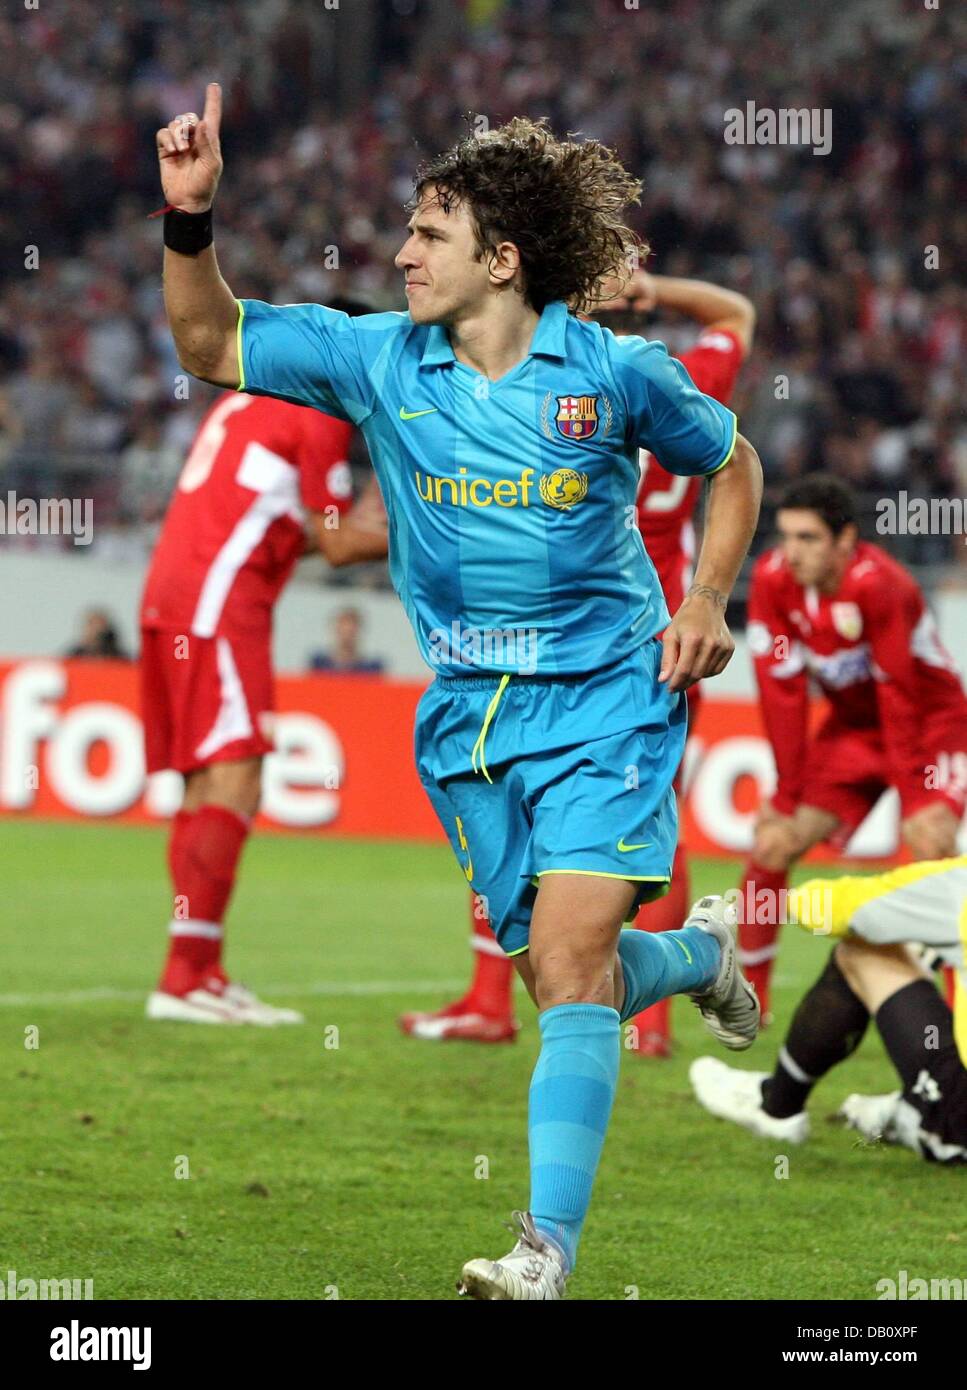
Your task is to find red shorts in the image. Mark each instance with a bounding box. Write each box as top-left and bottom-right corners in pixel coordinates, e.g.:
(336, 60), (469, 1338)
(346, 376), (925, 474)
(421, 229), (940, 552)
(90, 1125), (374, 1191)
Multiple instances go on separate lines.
(800, 716), (967, 848)
(140, 627), (275, 775)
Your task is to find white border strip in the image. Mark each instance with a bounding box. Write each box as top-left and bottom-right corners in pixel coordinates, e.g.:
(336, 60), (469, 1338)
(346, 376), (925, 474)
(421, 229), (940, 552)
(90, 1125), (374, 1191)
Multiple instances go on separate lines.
(0, 979), (468, 1008)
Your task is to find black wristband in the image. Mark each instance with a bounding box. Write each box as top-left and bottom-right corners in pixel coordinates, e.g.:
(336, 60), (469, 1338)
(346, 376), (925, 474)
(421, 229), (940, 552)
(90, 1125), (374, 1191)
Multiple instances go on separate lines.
(163, 206), (213, 256)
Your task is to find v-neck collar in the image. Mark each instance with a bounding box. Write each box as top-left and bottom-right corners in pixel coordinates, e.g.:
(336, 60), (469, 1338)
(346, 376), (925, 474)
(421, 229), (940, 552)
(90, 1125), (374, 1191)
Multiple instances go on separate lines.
(419, 300), (569, 391)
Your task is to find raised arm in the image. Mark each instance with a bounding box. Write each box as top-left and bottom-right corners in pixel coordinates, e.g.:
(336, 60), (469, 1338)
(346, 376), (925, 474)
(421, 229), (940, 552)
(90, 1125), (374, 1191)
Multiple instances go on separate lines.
(308, 477), (390, 567)
(596, 269), (756, 354)
(157, 83), (239, 386)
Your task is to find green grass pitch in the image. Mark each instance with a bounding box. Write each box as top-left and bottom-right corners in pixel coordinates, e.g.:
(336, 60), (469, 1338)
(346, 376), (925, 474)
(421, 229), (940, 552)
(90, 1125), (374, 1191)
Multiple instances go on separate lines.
(1, 820), (962, 1301)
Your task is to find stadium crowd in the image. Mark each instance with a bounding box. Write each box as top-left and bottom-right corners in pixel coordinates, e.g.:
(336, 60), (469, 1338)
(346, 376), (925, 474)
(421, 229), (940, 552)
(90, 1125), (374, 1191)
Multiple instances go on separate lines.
(0, 0), (963, 571)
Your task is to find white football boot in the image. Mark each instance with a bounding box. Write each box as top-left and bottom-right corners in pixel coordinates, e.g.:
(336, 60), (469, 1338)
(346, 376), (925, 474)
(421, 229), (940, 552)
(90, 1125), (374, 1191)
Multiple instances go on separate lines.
(690, 1056), (811, 1144)
(685, 896), (761, 1050)
(222, 983), (304, 1026)
(146, 982), (303, 1026)
(458, 1211), (568, 1301)
(839, 1091), (902, 1143)
(146, 987), (244, 1024)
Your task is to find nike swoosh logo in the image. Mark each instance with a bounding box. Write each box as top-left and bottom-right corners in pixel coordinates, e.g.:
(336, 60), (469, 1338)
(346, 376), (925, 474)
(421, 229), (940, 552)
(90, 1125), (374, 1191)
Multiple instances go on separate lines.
(399, 406), (439, 420)
(617, 839), (652, 853)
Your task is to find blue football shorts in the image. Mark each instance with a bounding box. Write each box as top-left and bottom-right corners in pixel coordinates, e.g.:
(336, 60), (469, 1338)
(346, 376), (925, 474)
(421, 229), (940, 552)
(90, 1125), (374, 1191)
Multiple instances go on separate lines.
(414, 639), (686, 955)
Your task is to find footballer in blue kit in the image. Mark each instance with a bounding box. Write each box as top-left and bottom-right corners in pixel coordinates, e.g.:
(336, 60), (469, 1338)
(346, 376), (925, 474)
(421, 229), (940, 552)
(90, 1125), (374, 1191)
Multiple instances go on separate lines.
(235, 293), (734, 955)
(158, 86), (764, 1299)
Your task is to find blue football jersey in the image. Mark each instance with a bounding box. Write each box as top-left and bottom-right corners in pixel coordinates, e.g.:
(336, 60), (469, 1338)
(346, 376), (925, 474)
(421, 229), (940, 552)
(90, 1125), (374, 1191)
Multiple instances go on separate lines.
(237, 298), (737, 676)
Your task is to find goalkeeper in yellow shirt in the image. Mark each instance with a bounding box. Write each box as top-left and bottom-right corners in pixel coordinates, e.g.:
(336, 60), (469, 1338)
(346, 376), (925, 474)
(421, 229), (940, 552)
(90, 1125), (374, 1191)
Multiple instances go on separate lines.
(690, 856), (967, 1164)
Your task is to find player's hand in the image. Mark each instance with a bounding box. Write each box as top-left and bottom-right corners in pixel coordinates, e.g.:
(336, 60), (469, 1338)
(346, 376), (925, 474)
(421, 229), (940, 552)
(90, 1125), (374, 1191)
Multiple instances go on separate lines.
(752, 801), (810, 862)
(659, 590), (734, 693)
(753, 814), (800, 866)
(592, 268), (658, 314)
(901, 802), (960, 861)
(347, 474), (389, 535)
(755, 799), (783, 829)
(754, 799), (790, 844)
(156, 82), (223, 213)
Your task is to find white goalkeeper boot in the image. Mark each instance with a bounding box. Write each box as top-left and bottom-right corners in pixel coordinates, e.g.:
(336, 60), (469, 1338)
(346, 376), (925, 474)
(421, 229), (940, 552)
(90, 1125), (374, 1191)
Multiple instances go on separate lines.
(458, 1211), (568, 1301)
(690, 1056), (811, 1144)
(686, 896), (761, 1050)
(839, 1091), (902, 1142)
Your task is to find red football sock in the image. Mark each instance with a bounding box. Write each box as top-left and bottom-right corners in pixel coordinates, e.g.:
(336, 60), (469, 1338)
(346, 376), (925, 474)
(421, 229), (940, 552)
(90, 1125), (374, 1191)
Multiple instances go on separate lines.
(736, 861), (789, 1017)
(630, 843), (691, 1046)
(464, 893), (514, 1018)
(159, 804), (250, 996)
(167, 808), (196, 900)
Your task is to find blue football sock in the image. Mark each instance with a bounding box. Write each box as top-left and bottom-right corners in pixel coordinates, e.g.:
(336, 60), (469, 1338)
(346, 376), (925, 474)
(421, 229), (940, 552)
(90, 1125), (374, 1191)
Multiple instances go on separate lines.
(616, 925), (720, 1022)
(528, 1002), (620, 1273)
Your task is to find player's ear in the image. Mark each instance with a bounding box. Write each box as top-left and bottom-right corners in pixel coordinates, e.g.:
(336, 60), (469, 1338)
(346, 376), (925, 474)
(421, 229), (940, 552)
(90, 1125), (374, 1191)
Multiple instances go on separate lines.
(839, 522), (859, 553)
(487, 240), (521, 289)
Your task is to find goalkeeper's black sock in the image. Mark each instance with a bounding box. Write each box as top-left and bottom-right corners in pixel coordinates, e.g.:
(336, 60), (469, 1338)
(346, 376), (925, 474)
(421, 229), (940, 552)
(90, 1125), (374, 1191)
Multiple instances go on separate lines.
(761, 950), (870, 1118)
(875, 979), (953, 1092)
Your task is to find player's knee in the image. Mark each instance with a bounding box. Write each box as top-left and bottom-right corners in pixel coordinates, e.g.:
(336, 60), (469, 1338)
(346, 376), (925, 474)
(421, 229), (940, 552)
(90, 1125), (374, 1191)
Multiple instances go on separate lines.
(833, 939), (877, 1010)
(204, 758), (263, 819)
(837, 938), (929, 1019)
(512, 953), (538, 1007)
(530, 943), (617, 1010)
(753, 836), (795, 873)
(241, 765), (262, 816)
(833, 937), (859, 977)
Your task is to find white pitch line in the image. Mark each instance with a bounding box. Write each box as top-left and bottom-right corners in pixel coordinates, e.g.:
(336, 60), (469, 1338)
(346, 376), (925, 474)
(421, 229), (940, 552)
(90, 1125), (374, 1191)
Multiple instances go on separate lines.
(0, 979), (467, 1009)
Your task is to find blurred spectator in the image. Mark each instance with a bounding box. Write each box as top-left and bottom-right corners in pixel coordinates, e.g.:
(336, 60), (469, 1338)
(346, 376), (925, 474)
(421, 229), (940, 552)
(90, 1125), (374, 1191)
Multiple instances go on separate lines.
(119, 418), (182, 523)
(64, 608), (131, 660)
(308, 608), (385, 675)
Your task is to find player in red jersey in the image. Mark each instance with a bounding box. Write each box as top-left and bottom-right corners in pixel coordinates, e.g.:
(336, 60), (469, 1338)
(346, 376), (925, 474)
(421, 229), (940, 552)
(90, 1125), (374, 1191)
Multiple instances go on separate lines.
(142, 369), (388, 1026)
(617, 270), (754, 1056)
(738, 473), (967, 1018)
(397, 269), (755, 1047)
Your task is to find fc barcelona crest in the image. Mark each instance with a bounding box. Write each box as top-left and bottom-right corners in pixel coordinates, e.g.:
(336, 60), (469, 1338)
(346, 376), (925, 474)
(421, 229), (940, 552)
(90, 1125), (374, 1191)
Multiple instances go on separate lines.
(555, 394), (599, 441)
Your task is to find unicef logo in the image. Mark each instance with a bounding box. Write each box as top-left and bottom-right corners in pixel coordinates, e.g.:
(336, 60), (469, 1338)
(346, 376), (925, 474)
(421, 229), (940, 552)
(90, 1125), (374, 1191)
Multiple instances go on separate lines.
(539, 469), (589, 511)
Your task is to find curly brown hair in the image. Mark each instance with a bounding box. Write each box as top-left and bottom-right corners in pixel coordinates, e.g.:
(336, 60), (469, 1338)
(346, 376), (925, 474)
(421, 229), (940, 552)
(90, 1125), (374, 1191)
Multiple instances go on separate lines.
(409, 116), (645, 313)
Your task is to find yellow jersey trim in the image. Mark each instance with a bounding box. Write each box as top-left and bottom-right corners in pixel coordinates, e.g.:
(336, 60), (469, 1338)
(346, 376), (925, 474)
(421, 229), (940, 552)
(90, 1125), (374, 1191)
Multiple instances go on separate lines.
(536, 869), (670, 883)
(235, 300), (246, 392)
(705, 412), (738, 477)
(956, 898), (967, 1069)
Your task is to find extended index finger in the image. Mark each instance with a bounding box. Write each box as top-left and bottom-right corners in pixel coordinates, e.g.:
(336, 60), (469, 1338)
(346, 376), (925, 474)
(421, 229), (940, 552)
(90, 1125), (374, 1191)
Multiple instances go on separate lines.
(203, 82), (222, 137)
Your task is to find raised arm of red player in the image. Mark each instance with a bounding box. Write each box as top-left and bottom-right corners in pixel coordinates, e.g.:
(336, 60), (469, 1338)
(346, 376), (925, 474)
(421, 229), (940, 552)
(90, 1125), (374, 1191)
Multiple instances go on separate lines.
(318, 473), (389, 566)
(295, 409), (388, 567)
(745, 557), (810, 815)
(862, 581), (936, 817)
